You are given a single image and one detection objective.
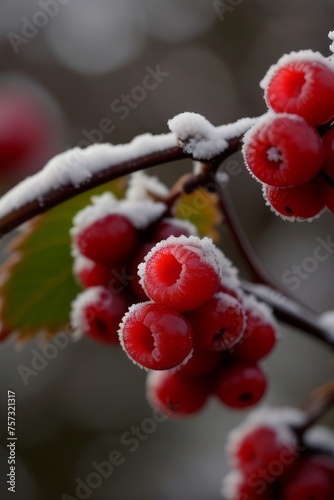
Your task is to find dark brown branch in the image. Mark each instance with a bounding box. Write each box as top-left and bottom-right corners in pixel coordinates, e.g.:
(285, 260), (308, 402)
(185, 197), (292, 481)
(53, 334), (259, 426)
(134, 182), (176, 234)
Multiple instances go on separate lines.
(0, 146), (188, 237)
(242, 280), (334, 349)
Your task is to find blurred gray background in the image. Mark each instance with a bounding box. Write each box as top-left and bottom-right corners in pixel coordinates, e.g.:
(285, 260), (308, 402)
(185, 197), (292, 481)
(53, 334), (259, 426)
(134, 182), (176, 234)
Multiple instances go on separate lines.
(0, 1), (333, 499)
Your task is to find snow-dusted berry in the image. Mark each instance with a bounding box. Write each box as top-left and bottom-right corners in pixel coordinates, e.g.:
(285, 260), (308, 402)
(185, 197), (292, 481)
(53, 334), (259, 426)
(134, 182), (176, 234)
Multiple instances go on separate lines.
(232, 296), (278, 362)
(214, 362), (266, 409)
(186, 292), (245, 351)
(146, 369), (210, 418)
(264, 177), (325, 221)
(118, 302), (193, 370)
(243, 113), (324, 187)
(70, 286), (130, 344)
(138, 236), (221, 312)
(73, 213), (139, 267)
(226, 407), (302, 474)
(263, 52), (334, 125)
(73, 254), (118, 289)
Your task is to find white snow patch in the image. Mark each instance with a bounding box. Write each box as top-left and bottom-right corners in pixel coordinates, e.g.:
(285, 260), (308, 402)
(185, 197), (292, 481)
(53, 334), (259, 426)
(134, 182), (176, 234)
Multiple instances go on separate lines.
(71, 192), (167, 236)
(168, 112), (256, 160)
(214, 248), (241, 292)
(126, 171), (169, 201)
(73, 254), (95, 276)
(163, 217), (198, 236)
(304, 426), (334, 454)
(260, 50), (334, 90)
(329, 31), (334, 55)
(221, 470), (244, 499)
(0, 132), (177, 220)
(267, 146), (282, 163)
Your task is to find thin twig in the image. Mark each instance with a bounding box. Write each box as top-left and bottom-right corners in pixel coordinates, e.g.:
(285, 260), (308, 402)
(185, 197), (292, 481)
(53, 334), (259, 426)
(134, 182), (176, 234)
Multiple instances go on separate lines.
(242, 280), (334, 348)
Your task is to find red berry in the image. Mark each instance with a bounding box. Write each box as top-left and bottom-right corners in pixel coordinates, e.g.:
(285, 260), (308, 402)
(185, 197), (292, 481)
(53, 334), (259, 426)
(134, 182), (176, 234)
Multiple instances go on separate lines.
(264, 176), (325, 220)
(151, 218), (197, 242)
(214, 362), (266, 409)
(138, 236), (221, 312)
(232, 297), (277, 362)
(264, 54), (334, 125)
(119, 302), (193, 370)
(281, 457), (334, 500)
(178, 349), (222, 377)
(186, 292), (245, 351)
(74, 214), (139, 267)
(73, 255), (122, 291)
(320, 128), (334, 213)
(129, 243), (155, 300)
(243, 113), (324, 187)
(70, 287), (130, 344)
(229, 423), (297, 475)
(146, 369), (210, 418)
(0, 88), (59, 177)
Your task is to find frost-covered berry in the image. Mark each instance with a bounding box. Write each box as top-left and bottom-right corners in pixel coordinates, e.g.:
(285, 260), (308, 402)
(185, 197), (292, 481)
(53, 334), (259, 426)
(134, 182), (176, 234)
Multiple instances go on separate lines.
(118, 302), (193, 370)
(214, 362), (266, 409)
(73, 254), (119, 289)
(178, 349), (222, 377)
(186, 292), (245, 351)
(70, 286), (130, 344)
(146, 369), (210, 418)
(263, 52), (334, 125)
(138, 236), (221, 312)
(243, 113), (324, 187)
(264, 176), (325, 221)
(73, 213), (139, 267)
(226, 408), (301, 474)
(232, 296), (278, 362)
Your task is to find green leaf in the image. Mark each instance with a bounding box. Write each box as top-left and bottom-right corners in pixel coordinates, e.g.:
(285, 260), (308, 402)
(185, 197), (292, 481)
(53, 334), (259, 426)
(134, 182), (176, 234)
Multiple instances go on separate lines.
(175, 187), (222, 241)
(0, 178), (127, 342)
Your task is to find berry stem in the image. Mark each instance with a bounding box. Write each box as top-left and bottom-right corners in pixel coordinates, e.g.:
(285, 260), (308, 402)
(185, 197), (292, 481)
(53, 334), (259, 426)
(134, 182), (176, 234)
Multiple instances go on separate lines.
(242, 280), (334, 349)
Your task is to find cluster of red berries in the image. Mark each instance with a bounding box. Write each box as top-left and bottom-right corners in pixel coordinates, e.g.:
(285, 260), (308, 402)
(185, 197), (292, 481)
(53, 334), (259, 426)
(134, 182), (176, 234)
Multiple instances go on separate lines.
(70, 190), (196, 344)
(243, 50), (334, 221)
(70, 185), (278, 418)
(223, 407), (334, 499)
(119, 236), (278, 417)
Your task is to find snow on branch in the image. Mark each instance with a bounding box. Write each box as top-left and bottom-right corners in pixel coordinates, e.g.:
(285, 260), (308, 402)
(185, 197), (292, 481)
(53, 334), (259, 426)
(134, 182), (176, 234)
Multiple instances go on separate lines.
(0, 113), (254, 236)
